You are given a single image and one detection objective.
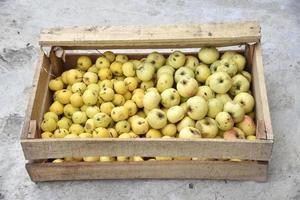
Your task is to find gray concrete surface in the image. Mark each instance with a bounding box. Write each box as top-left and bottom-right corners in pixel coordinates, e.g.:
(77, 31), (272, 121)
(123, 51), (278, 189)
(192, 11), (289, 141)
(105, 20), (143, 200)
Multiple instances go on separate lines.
(0, 0), (299, 199)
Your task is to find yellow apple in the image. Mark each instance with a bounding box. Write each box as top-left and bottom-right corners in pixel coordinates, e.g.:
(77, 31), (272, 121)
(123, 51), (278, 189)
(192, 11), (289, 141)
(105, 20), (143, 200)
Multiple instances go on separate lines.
(92, 127), (111, 138)
(122, 62), (135, 77)
(103, 51), (116, 62)
(146, 129), (162, 138)
(43, 112), (58, 121)
(41, 118), (57, 132)
(112, 94), (125, 106)
(131, 117), (149, 135)
(161, 124), (177, 137)
(111, 106), (129, 122)
(198, 47), (219, 64)
(53, 128), (69, 138)
(110, 61), (123, 76)
(95, 56), (110, 69)
(82, 89), (98, 106)
(69, 124), (84, 135)
(41, 131), (53, 139)
(57, 117), (72, 130)
(115, 54), (128, 63)
(49, 78), (64, 91)
(70, 93), (84, 107)
(77, 56), (92, 71)
(66, 69), (83, 84)
(56, 89), (72, 104)
(63, 104), (79, 119)
(115, 120), (130, 134)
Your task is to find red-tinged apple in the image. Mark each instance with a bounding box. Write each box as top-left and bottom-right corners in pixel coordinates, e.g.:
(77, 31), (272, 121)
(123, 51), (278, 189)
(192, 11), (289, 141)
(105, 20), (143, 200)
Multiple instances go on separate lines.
(236, 115), (256, 136)
(176, 77), (198, 98)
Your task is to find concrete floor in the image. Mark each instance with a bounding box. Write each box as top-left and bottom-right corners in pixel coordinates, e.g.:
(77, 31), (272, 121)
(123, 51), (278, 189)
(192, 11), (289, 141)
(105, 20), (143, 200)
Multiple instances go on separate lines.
(0, 0), (299, 199)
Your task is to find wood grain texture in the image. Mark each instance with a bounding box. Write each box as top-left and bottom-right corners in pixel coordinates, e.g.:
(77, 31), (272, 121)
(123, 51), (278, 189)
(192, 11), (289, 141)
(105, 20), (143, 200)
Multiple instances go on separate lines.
(26, 160), (268, 182)
(21, 138), (273, 161)
(49, 48), (63, 76)
(39, 22), (261, 49)
(248, 44), (265, 139)
(20, 53), (50, 139)
(253, 43), (273, 140)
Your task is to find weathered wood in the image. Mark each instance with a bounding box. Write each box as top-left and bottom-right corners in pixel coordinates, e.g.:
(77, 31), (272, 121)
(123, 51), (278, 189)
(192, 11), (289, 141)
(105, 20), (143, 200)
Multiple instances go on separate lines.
(49, 48), (63, 76)
(21, 138), (273, 161)
(26, 160), (268, 182)
(21, 53), (50, 139)
(39, 22), (261, 49)
(250, 44), (265, 139)
(27, 120), (37, 139)
(21, 22), (273, 182)
(252, 43), (273, 140)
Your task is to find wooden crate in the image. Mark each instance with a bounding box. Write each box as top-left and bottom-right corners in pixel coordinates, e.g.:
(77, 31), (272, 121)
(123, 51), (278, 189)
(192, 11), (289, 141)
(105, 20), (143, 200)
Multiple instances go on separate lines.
(21, 21), (273, 182)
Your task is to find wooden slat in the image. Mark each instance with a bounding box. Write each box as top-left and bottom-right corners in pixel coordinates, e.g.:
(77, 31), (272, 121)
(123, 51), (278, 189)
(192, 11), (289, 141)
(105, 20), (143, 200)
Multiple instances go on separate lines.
(20, 53), (50, 139)
(22, 52), (53, 140)
(252, 43), (273, 140)
(26, 160), (268, 182)
(39, 21), (261, 49)
(21, 138), (273, 161)
(251, 44), (266, 139)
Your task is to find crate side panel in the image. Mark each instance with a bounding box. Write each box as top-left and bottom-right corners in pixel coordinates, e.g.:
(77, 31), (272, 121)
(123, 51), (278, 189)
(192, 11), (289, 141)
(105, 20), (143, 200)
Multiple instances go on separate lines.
(26, 160), (268, 182)
(21, 138), (273, 161)
(252, 43), (273, 140)
(40, 22), (261, 49)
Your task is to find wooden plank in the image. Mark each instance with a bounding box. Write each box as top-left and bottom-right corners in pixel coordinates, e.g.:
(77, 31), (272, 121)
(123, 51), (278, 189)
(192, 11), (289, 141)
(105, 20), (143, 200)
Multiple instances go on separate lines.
(26, 160), (268, 182)
(21, 138), (273, 161)
(21, 52), (53, 140)
(39, 22), (261, 49)
(252, 43), (273, 140)
(250, 44), (266, 139)
(20, 53), (49, 139)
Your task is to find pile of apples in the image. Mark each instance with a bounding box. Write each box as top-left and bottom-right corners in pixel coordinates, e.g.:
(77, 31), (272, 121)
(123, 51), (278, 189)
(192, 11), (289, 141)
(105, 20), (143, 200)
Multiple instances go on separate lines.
(41, 47), (256, 163)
